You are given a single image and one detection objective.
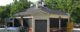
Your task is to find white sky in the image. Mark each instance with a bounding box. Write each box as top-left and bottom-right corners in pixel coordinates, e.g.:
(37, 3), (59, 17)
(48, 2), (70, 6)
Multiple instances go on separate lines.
(0, 0), (13, 6)
(0, 0), (38, 6)
(28, 0), (38, 2)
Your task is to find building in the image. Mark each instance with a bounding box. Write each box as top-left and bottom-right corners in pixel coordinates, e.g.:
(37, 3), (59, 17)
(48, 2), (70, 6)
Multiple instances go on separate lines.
(13, 0), (73, 32)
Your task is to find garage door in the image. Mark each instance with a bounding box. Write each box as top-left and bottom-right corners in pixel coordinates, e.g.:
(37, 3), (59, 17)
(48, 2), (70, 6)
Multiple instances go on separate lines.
(35, 20), (47, 32)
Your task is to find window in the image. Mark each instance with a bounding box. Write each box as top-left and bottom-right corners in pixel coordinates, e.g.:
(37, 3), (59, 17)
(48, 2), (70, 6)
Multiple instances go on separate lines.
(61, 19), (68, 27)
(50, 18), (68, 32)
(7, 19), (21, 27)
(50, 18), (59, 28)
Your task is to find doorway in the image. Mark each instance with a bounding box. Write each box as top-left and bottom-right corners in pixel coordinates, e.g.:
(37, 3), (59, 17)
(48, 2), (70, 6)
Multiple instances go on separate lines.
(35, 20), (47, 32)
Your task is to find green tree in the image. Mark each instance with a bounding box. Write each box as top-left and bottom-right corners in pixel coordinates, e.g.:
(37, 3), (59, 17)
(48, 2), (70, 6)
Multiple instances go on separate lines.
(45, 0), (80, 23)
(71, 7), (80, 23)
(0, 0), (30, 23)
(0, 5), (11, 23)
(0, 6), (5, 23)
(10, 0), (30, 16)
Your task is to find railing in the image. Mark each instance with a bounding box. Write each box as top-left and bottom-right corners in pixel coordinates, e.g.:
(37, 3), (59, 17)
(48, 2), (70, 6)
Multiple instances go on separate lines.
(0, 27), (19, 32)
(0, 27), (28, 32)
(73, 28), (80, 32)
(50, 27), (67, 32)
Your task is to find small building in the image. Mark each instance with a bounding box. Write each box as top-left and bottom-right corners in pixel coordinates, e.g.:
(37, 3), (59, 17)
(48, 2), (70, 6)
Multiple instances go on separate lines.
(13, 0), (73, 32)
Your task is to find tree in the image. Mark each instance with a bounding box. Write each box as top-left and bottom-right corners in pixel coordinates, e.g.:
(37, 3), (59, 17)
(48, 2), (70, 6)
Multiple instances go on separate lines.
(71, 7), (80, 23)
(0, 0), (30, 23)
(10, 0), (30, 16)
(0, 6), (5, 23)
(45, 0), (80, 23)
(0, 5), (11, 23)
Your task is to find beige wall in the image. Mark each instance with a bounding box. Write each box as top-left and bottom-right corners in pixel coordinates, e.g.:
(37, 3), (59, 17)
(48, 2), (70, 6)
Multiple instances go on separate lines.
(50, 14), (68, 19)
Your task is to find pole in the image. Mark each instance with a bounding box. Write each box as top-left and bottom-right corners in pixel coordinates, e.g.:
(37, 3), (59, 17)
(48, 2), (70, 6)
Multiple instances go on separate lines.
(12, 18), (14, 27)
(4, 18), (7, 32)
(59, 16), (61, 32)
(21, 16), (23, 27)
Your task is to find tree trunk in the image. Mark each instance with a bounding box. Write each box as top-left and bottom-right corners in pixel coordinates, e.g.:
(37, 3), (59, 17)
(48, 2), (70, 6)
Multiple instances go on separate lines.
(67, 10), (74, 32)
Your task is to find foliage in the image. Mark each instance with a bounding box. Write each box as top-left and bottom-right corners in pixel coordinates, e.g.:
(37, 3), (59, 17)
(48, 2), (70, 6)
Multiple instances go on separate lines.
(10, 0), (30, 16)
(45, 0), (80, 23)
(0, 0), (30, 18)
(0, 5), (11, 18)
(0, 0), (30, 22)
(45, 0), (77, 12)
(71, 7), (80, 23)
(0, 5), (11, 23)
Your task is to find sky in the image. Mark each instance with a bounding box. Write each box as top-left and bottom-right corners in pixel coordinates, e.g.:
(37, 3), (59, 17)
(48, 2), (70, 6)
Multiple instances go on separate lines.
(0, 0), (13, 6)
(0, 0), (38, 6)
(28, 0), (38, 2)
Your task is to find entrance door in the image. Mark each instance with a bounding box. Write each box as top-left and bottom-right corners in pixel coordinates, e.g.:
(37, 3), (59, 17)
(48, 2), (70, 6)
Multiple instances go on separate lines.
(35, 20), (47, 32)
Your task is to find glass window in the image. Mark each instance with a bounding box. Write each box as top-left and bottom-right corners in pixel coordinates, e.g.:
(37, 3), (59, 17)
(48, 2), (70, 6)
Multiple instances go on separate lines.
(50, 18), (59, 28)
